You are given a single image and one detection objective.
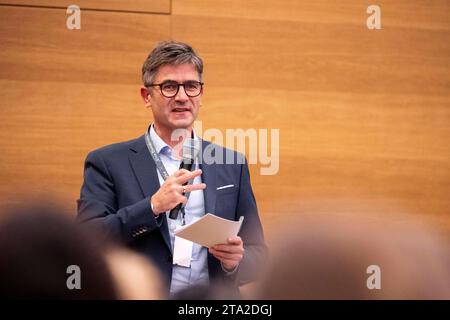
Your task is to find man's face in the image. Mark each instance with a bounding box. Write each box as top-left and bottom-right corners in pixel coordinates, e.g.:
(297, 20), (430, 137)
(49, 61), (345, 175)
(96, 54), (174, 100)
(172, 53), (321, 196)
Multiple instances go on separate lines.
(144, 63), (202, 133)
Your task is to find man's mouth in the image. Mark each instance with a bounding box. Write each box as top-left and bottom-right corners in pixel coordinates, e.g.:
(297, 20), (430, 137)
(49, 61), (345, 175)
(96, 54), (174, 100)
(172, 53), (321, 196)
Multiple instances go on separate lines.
(172, 107), (190, 113)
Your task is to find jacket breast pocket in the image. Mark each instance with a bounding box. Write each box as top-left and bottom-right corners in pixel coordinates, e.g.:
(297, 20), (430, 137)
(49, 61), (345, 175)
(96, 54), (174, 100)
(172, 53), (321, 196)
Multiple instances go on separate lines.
(216, 184), (237, 195)
(215, 186), (238, 218)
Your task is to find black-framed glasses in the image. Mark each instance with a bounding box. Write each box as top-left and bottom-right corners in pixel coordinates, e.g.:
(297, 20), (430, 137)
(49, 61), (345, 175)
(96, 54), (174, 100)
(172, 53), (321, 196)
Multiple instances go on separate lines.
(147, 80), (204, 98)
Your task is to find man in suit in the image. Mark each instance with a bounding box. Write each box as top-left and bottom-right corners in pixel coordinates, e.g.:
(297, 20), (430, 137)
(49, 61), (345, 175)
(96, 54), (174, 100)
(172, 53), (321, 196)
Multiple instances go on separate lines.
(77, 41), (267, 298)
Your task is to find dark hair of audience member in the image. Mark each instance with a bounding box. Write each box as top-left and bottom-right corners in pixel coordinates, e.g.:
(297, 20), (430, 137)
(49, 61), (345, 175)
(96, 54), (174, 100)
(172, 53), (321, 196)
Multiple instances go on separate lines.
(0, 205), (118, 299)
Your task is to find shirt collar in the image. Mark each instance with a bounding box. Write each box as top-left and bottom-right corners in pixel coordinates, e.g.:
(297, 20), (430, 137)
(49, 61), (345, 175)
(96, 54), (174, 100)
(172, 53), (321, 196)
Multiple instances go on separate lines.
(149, 124), (168, 154)
(149, 124), (199, 155)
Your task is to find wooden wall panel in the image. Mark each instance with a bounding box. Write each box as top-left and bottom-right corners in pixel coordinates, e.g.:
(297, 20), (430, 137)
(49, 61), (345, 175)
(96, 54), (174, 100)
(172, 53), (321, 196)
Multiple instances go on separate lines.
(0, 6), (169, 213)
(173, 0), (449, 30)
(172, 0), (450, 235)
(0, 1), (449, 238)
(0, 0), (171, 13)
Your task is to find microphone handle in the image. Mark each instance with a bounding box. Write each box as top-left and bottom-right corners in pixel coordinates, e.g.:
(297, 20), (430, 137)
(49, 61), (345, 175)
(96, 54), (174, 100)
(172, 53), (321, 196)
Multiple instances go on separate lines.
(169, 203), (183, 220)
(169, 160), (194, 220)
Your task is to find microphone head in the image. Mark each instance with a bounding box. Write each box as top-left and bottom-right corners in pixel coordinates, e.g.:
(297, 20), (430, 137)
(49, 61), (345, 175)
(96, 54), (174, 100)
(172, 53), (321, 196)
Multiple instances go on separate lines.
(182, 138), (201, 164)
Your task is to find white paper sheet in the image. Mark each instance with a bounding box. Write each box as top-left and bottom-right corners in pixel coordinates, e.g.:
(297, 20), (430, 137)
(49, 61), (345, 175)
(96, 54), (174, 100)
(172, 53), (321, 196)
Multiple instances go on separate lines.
(174, 214), (244, 248)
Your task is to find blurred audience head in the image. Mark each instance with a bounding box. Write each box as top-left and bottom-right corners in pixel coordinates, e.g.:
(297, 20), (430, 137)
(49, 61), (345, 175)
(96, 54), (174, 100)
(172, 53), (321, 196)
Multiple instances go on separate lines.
(105, 247), (165, 300)
(0, 204), (117, 299)
(255, 210), (450, 299)
(0, 203), (163, 299)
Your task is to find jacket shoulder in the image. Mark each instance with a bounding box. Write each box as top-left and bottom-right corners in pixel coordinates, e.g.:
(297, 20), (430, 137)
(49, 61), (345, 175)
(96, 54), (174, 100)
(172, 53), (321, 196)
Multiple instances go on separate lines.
(201, 140), (246, 165)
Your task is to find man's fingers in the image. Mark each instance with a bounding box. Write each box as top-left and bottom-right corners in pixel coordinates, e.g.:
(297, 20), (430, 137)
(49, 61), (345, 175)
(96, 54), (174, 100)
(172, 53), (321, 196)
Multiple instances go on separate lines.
(213, 236), (242, 247)
(227, 236), (242, 245)
(211, 244), (244, 254)
(209, 248), (242, 261)
(175, 169), (202, 184)
(177, 194), (188, 205)
(185, 183), (206, 192)
(173, 169), (190, 178)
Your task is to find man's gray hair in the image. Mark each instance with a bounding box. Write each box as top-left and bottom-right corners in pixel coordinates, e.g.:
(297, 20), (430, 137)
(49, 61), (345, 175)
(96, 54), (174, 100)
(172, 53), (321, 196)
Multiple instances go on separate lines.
(142, 41), (203, 86)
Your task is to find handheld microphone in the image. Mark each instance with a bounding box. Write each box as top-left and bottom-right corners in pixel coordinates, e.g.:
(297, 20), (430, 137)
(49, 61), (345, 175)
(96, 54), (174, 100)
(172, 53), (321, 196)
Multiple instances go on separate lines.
(169, 138), (201, 220)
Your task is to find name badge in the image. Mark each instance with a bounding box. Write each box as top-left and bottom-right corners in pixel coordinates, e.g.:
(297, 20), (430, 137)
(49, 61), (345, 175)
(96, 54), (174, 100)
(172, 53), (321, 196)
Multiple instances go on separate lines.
(173, 225), (193, 267)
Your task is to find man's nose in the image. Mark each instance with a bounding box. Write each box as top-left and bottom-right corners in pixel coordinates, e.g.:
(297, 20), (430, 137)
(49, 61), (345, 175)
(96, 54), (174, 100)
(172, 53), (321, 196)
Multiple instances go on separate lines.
(174, 85), (189, 101)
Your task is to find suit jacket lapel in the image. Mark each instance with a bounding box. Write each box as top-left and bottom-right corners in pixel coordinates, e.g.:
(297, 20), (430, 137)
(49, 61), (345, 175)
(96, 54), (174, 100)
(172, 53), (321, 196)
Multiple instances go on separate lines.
(128, 135), (171, 252)
(200, 139), (217, 215)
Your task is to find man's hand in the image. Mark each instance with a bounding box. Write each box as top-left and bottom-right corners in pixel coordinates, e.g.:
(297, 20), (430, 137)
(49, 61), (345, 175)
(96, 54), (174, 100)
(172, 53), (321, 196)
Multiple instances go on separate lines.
(150, 169), (206, 215)
(209, 236), (244, 271)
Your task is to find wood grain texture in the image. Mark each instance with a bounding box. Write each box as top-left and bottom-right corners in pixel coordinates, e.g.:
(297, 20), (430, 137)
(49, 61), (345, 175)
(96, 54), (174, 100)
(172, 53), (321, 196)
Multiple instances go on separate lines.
(0, 1), (449, 238)
(172, 0), (450, 234)
(0, 6), (168, 213)
(0, 0), (171, 13)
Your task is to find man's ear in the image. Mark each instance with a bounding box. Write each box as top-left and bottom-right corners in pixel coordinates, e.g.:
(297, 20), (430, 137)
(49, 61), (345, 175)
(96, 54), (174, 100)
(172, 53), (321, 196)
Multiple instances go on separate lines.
(140, 86), (152, 108)
(199, 86), (204, 107)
